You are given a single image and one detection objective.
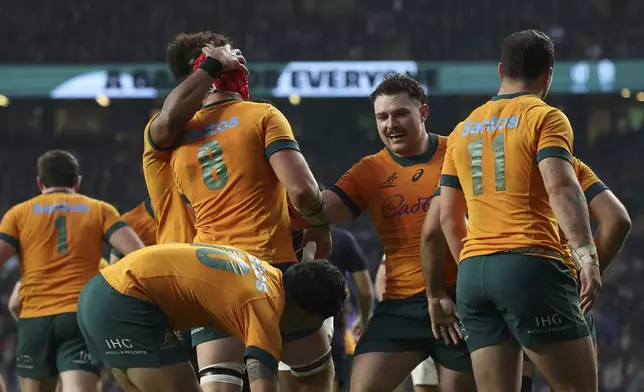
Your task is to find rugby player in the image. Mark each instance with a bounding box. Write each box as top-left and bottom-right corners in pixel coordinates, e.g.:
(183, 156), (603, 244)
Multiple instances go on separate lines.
(434, 30), (602, 391)
(0, 150), (144, 392)
(76, 243), (347, 392)
(322, 74), (476, 392)
(109, 198), (157, 262)
(521, 157), (630, 390)
(376, 256), (438, 392)
(148, 32), (333, 391)
(281, 226), (374, 392)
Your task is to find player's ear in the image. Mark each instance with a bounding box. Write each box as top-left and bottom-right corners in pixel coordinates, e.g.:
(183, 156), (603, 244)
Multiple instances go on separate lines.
(36, 177), (44, 192)
(419, 104), (429, 122)
(75, 175), (83, 190)
(497, 62), (503, 80)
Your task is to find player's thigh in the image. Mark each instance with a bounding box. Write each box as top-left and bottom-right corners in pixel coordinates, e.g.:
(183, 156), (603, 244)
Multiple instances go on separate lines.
(471, 339), (523, 392)
(523, 337), (597, 392)
(58, 370), (99, 392)
(281, 320), (331, 371)
(54, 312), (100, 383)
(17, 315), (58, 380)
(20, 377), (59, 392)
(118, 362), (200, 392)
(278, 370), (298, 392)
(457, 256), (514, 353)
(192, 329), (245, 366)
(485, 254), (590, 347)
(350, 297), (433, 392)
(76, 274), (189, 371)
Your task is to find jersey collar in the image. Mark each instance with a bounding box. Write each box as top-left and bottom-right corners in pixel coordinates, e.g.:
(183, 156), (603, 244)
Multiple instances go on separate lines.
(200, 98), (239, 111)
(490, 91), (533, 101)
(386, 132), (438, 167)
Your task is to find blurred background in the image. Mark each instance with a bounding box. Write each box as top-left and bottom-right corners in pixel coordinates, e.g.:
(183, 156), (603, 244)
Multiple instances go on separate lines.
(0, 0), (643, 391)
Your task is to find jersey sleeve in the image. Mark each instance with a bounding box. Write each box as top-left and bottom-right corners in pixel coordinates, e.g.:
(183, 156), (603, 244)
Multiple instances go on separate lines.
(535, 108), (574, 165)
(0, 206), (21, 251)
(143, 113), (173, 156)
(262, 107), (301, 159)
(440, 131), (462, 189)
(100, 202), (128, 242)
(329, 163), (367, 219)
(573, 158), (608, 203)
(342, 231), (368, 273)
(243, 298), (282, 374)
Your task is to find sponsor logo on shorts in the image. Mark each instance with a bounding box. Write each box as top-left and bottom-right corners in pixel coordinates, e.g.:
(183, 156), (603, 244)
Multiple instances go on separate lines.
(16, 355), (34, 369)
(528, 313), (576, 335)
(160, 330), (178, 350)
(104, 338), (147, 355)
(72, 350), (93, 365)
(191, 327), (205, 335)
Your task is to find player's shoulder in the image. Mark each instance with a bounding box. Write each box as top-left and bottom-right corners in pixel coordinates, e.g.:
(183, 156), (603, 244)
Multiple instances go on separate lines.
(2, 198), (32, 217)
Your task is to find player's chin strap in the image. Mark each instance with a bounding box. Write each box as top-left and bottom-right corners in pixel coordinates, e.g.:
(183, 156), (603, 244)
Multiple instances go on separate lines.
(289, 346), (333, 378)
(199, 362), (246, 387)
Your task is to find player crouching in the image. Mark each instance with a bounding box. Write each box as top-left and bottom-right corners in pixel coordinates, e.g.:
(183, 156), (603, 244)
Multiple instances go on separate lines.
(76, 243), (347, 392)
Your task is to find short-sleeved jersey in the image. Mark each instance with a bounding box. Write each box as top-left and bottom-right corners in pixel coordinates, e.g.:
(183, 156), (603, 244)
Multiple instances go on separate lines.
(441, 92), (574, 261)
(168, 99), (297, 264)
(0, 191), (126, 318)
(561, 158), (608, 275)
(101, 243), (284, 371)
(120, 200), (157, 246)
(143, 117), (197, 244)
(330, 133), (457, 299)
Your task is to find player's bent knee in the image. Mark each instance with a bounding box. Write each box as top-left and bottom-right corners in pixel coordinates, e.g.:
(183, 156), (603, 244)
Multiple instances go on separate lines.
(289, 347), (333, 379)
(199, 362), (246, 388)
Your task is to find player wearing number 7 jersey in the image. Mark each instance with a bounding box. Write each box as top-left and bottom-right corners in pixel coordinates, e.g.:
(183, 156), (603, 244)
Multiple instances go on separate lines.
(148, 32), (333, 392)
(437, 30), (600, 392)
(0, 150), (144, 392)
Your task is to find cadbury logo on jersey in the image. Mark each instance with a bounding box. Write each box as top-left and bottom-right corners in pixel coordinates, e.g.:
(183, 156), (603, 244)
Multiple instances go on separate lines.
(460, 115), (520, 136)
(381, 194), (431, 219)
(33, 203), (89, 214)
(181, 116), (240, 144)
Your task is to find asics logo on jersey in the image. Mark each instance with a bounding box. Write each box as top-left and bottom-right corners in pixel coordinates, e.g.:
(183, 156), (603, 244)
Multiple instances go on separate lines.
(460, 115), (520, 136)
(381, 194), (431, 218)
(411, 169), (424, 182)
(33, 203), (89, 214)
(181, 116), (240, 144)
(380, 172), (398, 188)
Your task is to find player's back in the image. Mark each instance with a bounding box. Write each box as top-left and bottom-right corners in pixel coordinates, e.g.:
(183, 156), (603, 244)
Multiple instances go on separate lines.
(2, 192), (124, 317)
(101, 243), (284, 332)
(447, 92), (570, 260)
(171, 100), (295, 264)
(121, 199), (157, 246)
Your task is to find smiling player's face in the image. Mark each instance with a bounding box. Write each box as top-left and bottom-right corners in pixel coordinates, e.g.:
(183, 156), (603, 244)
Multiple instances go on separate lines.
(374, 93), (428, 156)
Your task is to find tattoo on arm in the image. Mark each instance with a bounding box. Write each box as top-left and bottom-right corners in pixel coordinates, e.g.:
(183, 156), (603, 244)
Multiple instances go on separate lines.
(246, 358), (275, 384)
(551, 188), (593, 248)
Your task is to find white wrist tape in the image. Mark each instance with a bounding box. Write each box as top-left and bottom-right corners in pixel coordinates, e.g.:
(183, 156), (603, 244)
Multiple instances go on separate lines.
(573, 244), (599, 267)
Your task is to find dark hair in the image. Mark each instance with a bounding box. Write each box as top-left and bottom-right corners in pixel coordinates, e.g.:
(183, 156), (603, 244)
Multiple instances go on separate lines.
(167, 31), (231, 80)
(282, 260), (347, 319)
(370, 73), (426, 104)
(251, 98), (274, 106)
(37, 150), (80, 188)
(500, 30), (555, 81)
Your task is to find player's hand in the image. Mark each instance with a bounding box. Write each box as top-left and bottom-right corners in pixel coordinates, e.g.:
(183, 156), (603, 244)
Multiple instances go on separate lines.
(427, 295), (462, 345)
(202, 44), (248, 73)
(351, 318), (366, 341)
(301, 226), (332, 259)
(579, 262), (601, 313)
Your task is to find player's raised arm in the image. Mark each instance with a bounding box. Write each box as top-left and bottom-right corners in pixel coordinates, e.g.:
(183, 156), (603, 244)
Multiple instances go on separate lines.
(575, 159), (631, 273)
(537, 110), (600, 310)
(150, 43), (246, 149)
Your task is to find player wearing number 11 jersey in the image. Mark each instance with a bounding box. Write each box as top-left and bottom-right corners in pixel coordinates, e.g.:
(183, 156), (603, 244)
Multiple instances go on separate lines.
(437, 30), (600, 392)
(0, 150), (144, 392)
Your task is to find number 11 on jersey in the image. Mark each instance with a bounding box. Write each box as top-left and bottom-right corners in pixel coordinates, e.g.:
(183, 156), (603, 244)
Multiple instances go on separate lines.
(467, 134), (506, 195)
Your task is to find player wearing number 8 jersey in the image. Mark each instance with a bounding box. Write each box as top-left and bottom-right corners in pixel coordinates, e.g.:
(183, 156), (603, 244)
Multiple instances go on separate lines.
(149, 32), (333, 392)
(436, 30), (601, 391)
(0, 150), (144, 392)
